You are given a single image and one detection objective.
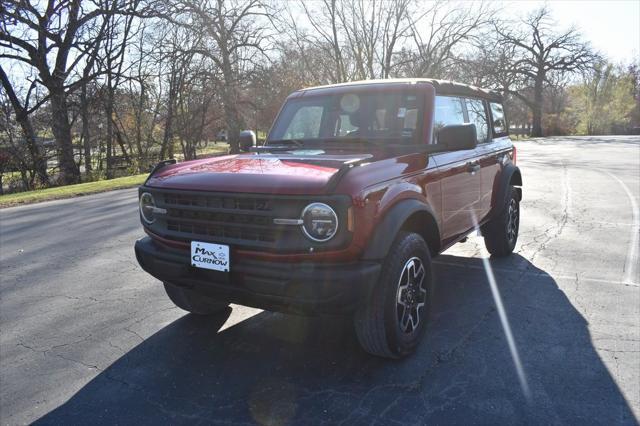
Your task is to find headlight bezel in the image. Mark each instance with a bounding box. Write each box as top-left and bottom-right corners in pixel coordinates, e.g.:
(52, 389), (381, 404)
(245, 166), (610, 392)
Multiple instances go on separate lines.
(139, 192), (156, 224)
(301, 202), (339, 242)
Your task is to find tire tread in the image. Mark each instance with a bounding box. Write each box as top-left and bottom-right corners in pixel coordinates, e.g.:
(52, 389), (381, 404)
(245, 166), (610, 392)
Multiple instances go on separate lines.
(483, 186), (519, 257)
(354, 232), (430, 358)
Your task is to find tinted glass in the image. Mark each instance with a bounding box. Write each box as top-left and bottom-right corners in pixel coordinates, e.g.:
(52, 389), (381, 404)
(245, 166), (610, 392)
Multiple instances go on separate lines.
(434, 96), (465, 144)
(490, 102), (507, 136)
(282, 106), (323, 139)
(269, 92), (424, 144)
(466, 98), (488, 143)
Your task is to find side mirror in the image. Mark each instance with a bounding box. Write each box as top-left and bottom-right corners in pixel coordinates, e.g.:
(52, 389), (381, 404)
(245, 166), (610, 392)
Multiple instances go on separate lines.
(437, 124), (477, 151)
(239, 130), (256, 152)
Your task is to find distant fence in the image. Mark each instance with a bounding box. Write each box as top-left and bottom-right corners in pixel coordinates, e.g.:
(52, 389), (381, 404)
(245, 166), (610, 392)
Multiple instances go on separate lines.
(509, 127), (531, 137)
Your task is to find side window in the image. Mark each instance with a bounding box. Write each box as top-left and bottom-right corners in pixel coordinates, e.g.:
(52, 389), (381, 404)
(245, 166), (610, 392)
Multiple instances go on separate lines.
(465, 98), (488, 143)
(434, 96), (465, 138)
(283, 106), (323, 139)
(490, 102), (508, 137)
(434, 96), (465, 144)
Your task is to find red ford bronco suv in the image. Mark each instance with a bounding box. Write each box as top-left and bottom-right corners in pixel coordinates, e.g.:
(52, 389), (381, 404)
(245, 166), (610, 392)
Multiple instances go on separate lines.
(135, 79), (522, 358)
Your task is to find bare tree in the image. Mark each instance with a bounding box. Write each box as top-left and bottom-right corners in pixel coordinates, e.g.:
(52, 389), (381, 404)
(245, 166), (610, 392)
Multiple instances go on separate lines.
(287, 0), (414, 81)
(0, 66), (49, 186)
(338, 0), (414, 79)
(101, 8), (139, 178)
(495, 7), (597, 136)
(157, 0), (273, 154)
(290, 0), (349, 83)
(399, 1), (491, 78)
(0, 0), (142, 183)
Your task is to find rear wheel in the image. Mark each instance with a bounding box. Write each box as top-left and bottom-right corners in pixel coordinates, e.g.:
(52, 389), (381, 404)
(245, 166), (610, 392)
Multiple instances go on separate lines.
(354, 232), (433, 358)
(483, 186), (520, 256)
(163, 282), (229, 315)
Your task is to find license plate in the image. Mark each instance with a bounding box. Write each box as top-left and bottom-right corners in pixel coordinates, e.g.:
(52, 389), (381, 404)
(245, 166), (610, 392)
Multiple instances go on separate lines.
(190, 241), (230, 272)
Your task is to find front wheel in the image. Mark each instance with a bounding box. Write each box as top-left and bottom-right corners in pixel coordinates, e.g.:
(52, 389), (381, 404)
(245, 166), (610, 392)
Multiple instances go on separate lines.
(354, 232), (433, 359)
(482, 186), (520, 256)
(163, 282), (229, 315)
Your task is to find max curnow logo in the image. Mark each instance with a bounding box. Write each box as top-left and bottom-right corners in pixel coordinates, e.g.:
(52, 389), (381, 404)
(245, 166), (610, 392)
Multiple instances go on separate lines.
(192, 246), (228, 268)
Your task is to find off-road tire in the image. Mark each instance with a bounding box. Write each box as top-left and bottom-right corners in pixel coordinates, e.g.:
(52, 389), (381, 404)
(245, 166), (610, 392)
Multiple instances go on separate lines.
(354, 232), (433, 359)
(163, 282), (229, 315)
(483, 186), (520, 257)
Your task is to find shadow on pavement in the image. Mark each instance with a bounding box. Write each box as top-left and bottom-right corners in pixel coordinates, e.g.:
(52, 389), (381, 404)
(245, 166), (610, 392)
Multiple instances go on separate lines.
(36, 254), (636, 424)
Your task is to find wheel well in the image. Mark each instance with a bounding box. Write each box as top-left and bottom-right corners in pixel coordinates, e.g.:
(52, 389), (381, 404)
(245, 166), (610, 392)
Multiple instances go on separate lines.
(401, 211), (441, 256)
(510, 169), (523, 200)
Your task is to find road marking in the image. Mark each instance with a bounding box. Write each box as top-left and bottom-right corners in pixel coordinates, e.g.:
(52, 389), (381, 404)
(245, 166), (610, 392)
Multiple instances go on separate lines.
(433, 260), (639, 287)
(602, 171), (639, 286)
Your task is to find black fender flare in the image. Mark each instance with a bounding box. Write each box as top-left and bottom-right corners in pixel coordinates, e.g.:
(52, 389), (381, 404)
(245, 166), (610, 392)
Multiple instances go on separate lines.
(492, 164), (522, 216)
(361, 199), (440, 261)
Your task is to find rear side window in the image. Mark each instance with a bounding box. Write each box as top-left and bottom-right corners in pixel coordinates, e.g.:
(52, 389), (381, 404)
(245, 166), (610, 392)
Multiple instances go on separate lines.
(465, 98), (488, 143)
(490, 102), (508, 137)
(434, 96), (465, 132)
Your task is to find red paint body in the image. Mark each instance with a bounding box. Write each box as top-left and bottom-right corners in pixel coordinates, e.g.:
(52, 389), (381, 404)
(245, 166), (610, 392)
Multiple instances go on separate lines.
(144, 80), (515, 263)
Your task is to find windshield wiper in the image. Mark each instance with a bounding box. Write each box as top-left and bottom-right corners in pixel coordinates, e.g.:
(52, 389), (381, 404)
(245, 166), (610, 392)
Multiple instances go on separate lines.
(263, 139), (305, 148)
(250, 139), (306, 153)
(319, 137), (385, 147)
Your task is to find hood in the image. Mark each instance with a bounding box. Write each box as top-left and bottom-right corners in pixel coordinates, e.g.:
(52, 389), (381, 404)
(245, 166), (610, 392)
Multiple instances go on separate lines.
(145, 151), (373, 195)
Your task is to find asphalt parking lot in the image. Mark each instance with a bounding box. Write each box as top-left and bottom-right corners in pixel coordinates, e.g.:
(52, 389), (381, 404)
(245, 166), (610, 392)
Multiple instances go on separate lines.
(1, 136), (639, 424)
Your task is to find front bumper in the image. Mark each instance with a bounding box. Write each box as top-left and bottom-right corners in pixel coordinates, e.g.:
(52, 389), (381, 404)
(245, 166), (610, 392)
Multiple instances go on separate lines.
(134, 237), (381, 315)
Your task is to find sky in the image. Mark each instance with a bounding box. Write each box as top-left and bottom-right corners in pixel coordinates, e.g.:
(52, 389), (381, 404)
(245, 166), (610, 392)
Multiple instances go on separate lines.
(501, 0), (640, 64)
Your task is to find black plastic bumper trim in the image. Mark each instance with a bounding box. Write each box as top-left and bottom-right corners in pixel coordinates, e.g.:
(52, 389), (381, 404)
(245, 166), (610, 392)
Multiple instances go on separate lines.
(134, 237), (380, 315)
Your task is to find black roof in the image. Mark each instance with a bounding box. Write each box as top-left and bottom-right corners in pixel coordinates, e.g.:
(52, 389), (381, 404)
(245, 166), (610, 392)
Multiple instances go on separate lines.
(300, 78), (503, 102)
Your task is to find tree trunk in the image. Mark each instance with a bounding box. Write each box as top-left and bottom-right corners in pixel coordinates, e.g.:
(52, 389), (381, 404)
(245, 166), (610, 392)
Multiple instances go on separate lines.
(531, 76), (544, 137)
(135, 84), (145, 172)
(113, 124), (131, 163)
(18, 115), (48, 187)
(221, 56), (243, 154)
(223, 87), (242, 155)
(105, 75), (114, 179)
(0, 66), (49, 186)
(49, 87), (80, 184)
(80, 83), (92, 174)
(160, 98), (175, 160)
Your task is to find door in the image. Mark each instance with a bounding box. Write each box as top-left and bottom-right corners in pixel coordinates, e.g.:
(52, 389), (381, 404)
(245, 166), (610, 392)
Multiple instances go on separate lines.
(432, 96), (483, 240)
(465, 98), (499, 222)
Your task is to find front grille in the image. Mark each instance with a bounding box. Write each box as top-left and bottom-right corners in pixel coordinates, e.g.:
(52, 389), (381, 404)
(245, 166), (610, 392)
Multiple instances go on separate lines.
(164, 193), (272, 212)
(142, 187), (351, 252)
(166, 216), (276, 243)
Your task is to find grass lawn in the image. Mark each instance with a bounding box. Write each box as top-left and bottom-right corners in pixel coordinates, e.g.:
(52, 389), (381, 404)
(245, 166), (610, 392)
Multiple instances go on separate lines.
(0, 143), (234, 208)
(0, 174), (148, 208)
(0, 143), (232, 208)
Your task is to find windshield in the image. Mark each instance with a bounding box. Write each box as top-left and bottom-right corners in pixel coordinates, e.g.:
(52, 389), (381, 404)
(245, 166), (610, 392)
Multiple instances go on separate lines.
(267, 91), (424, 146)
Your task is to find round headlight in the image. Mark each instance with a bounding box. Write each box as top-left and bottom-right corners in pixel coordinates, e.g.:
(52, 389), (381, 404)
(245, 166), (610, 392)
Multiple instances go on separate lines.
(139, 192), (156, 224)
(301, 202), (338, 242)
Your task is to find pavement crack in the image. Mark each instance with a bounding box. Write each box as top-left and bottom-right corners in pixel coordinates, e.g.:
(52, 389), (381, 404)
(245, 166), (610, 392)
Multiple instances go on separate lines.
(124, 327), (145, 341)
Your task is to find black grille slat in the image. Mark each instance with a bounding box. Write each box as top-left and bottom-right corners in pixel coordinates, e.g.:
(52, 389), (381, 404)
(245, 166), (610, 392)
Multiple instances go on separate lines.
(166, 213), (274, 231)
(164, 194), (272, 212)
(161, 203), (275, 217)
(167, 220), (277, 243)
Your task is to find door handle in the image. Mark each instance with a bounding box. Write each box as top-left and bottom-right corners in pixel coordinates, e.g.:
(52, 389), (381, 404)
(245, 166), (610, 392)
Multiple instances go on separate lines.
(466, 162), (481, 174)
